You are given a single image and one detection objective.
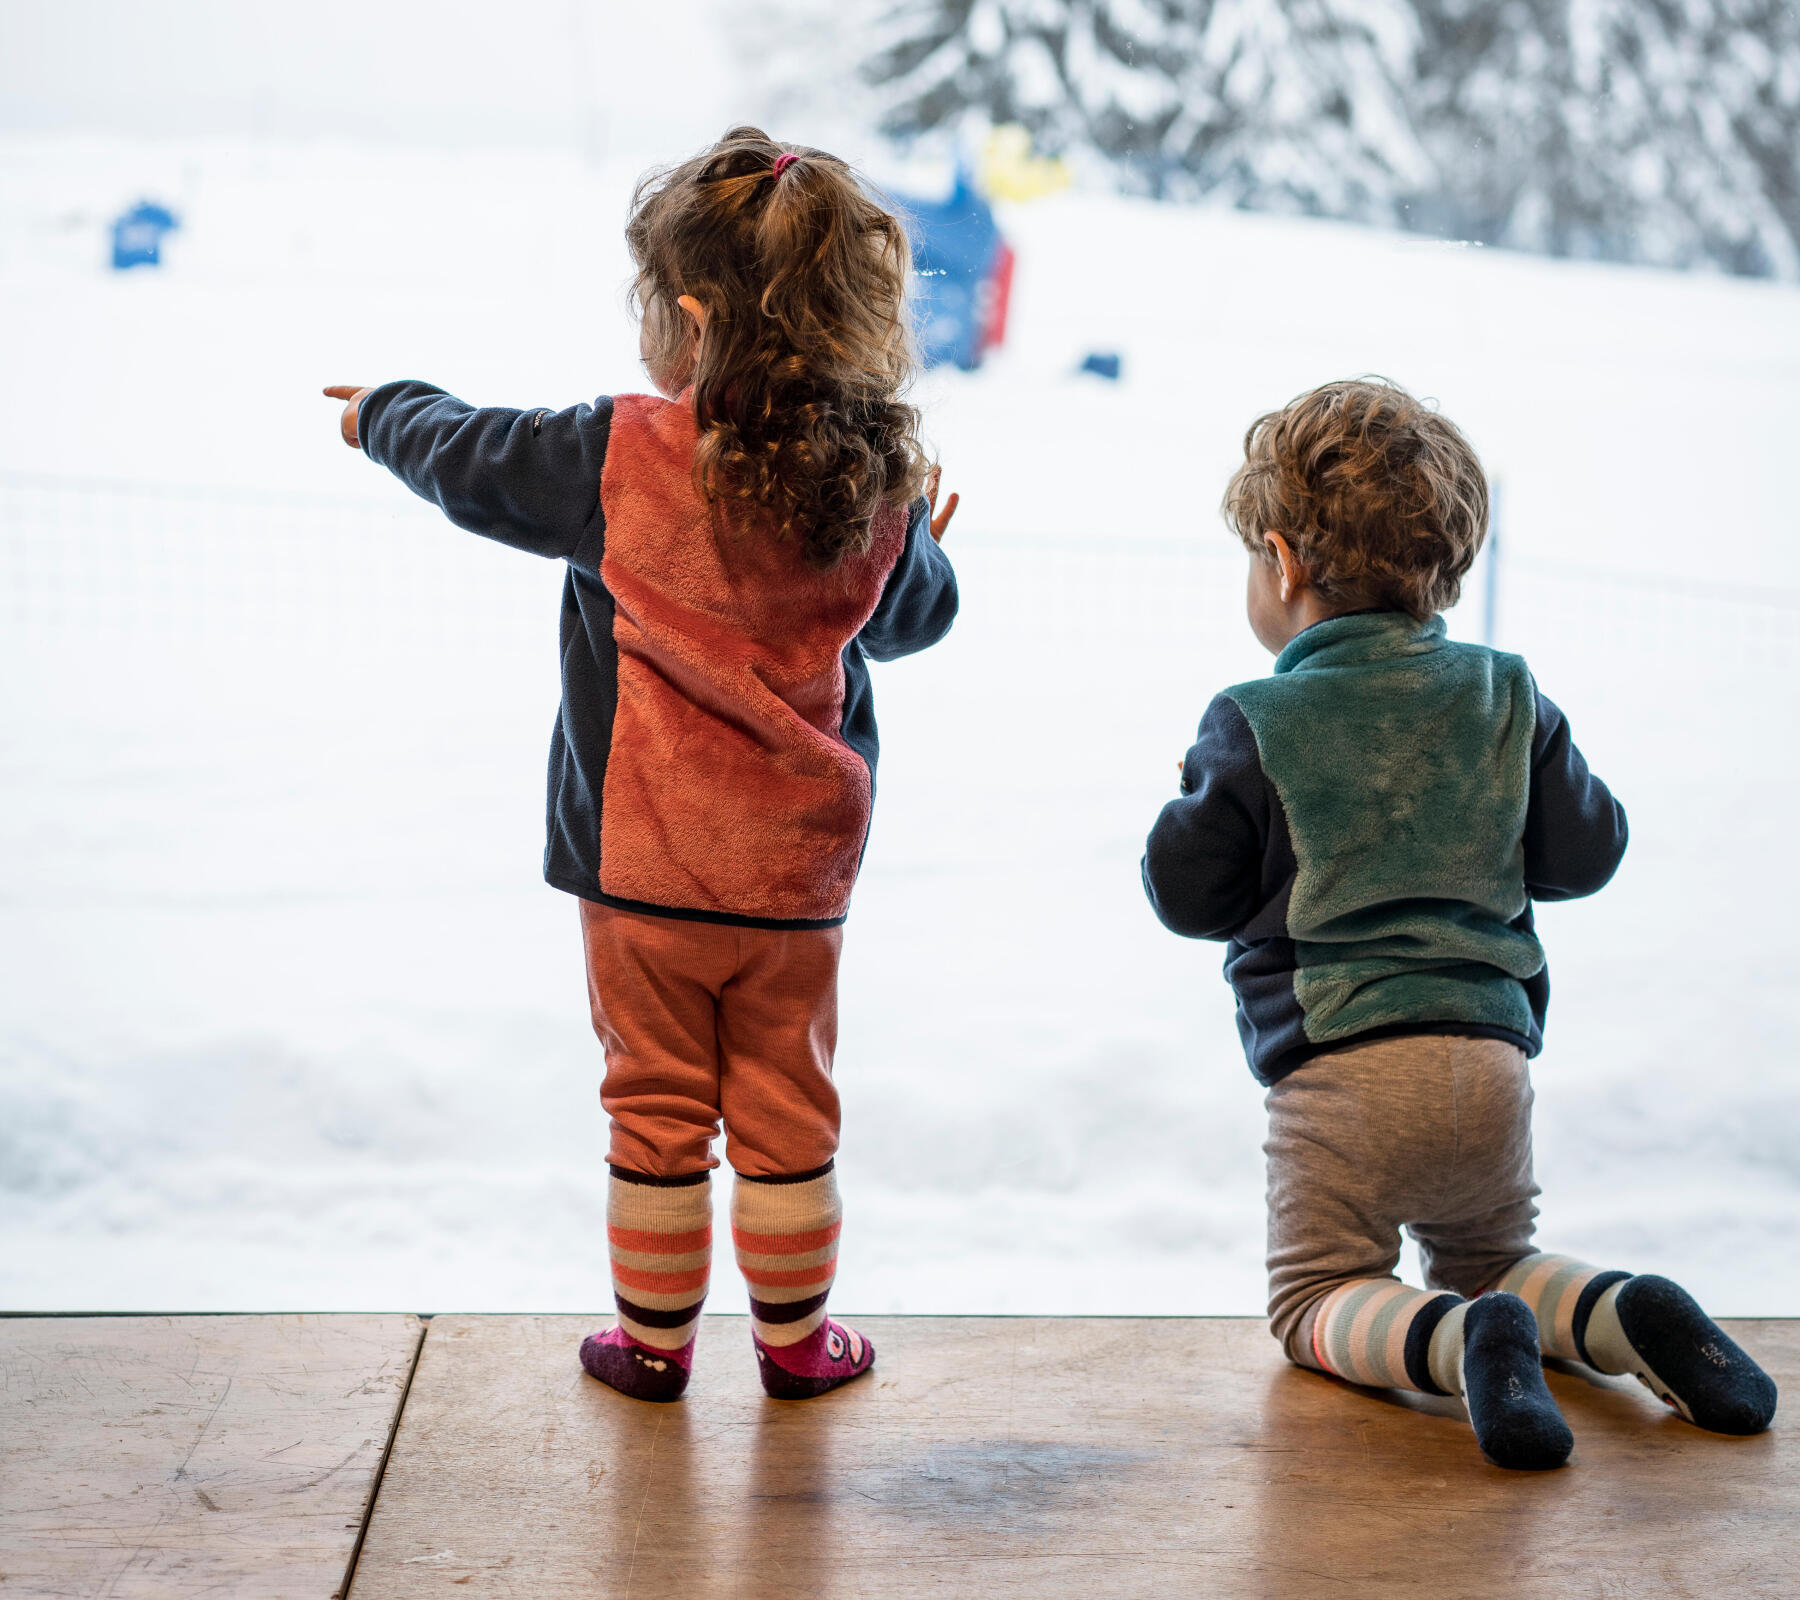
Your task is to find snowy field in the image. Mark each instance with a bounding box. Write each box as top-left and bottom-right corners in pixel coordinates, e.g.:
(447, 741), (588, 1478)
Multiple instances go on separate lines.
(3, 133), (1799, 1316)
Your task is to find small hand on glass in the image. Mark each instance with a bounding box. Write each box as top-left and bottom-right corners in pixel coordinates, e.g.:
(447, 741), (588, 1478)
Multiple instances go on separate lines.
(323, 385), (373, 450)
(926, 464), (959, 543)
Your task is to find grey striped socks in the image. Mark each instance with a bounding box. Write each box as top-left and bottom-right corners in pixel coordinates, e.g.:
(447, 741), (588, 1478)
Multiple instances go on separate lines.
(1491, 1252), (1628, 1367)
(732, 1164), (875, 1399)
(1310, 1278), (1572, 1469)
(1496, 1253), (1776, 1434)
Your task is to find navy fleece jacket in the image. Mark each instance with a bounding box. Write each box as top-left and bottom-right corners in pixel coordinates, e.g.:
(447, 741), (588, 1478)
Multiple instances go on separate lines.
(1142, 611), (1627, 1085)
(359, 379), (958, 924)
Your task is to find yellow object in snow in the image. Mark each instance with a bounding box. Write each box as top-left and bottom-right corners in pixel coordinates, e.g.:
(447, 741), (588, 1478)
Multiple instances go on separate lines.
(979, 124), (1072, 202)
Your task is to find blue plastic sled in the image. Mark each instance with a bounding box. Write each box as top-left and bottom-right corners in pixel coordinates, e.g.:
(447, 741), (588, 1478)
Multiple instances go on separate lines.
(897, 173), (1014, 371)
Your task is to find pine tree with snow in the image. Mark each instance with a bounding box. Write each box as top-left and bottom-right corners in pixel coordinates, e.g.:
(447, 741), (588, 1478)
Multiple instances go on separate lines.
(862, 0), (1432, 215)
(856, 0), (1800, 277)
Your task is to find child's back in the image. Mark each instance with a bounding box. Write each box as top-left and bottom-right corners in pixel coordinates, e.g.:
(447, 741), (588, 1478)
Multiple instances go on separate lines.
(1148, 609), (1621, 1083)
(598, 393), (944, 920)
(334, 127), (956, 1404)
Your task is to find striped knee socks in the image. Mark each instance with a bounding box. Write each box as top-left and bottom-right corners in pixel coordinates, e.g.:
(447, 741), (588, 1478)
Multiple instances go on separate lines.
(1491, 1253), (1629, 1366)
(580, 1168), (712, 1403)
(1311, 1278), (1458, 1393)
(1494, 1252), (1775, 1434)
(1310, 1278), (1572, 1469)
(732, 1163), (874, 1399)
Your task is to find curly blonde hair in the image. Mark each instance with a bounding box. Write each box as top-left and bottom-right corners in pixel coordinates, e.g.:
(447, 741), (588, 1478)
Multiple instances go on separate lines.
(1223, 378), (1489, 621)
(627, 127), (928, 569)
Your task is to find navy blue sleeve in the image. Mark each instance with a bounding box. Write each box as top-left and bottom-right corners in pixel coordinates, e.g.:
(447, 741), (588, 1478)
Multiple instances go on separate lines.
(1142, 693), (1268, 939)
(359, 380), (614, 568)
(857, 496), (958, 661)
(1523, 687), (1628, 900)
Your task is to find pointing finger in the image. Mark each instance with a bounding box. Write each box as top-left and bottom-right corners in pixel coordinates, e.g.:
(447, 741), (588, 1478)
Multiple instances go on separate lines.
(930, 490), (958, 542)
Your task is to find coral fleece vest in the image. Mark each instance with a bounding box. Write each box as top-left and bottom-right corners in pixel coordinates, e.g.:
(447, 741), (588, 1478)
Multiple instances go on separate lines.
(594, 394), (908, 926)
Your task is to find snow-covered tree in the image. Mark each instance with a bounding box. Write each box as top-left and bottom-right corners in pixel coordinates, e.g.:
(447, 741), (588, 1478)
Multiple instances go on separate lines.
(856, 0), (1800, 276)
(862, 0), (1431, 213)
(1403, 0), (1800, 274)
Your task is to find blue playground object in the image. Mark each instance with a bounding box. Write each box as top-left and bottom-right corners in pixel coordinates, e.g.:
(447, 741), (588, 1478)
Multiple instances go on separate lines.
(111, 200), (179, 270)
(1078, 351), (1122, 381)
(898, 172), (1014, 371)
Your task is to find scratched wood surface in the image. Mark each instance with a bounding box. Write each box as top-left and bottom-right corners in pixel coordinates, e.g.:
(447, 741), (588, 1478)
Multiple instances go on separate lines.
(348, 1314), (1796, 1599)
(1, 1314), (422, 1600)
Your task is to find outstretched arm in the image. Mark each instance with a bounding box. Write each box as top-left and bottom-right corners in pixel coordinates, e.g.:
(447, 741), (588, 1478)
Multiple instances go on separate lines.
(1522, 687), (1628, 900)
(324, 381), (613, 566)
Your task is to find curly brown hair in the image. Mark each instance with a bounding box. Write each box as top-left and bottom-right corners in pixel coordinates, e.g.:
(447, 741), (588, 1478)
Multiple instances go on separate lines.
(1222, 378), (1489, 622)
(626, 127), (928, 569)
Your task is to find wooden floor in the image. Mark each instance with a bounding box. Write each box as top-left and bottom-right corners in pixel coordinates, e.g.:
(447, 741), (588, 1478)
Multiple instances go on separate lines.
(1, 1314), (422, 1599)
(5, 1315), (1794, 1598)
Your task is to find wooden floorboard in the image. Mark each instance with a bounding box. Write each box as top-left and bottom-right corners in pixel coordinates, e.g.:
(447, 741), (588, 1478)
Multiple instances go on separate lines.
(347, 1314), (1796, 1599)
(2, 1314), (422, 1600)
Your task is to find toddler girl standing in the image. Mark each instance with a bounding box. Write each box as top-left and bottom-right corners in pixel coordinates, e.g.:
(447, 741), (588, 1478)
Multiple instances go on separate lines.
(326, 127), (957, 1401)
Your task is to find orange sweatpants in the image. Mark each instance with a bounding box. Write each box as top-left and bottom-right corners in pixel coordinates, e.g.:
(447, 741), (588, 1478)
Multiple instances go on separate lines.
(580, 901), (843, 1179)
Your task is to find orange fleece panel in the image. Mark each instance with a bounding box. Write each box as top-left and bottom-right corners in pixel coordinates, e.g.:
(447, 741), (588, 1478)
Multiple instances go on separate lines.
(597, 393), (907, 923)
(583, 901), (842, 1178)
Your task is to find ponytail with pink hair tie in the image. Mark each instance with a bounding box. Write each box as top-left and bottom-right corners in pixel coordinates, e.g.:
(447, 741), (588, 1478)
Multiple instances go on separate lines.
(772, 153), (798, 180)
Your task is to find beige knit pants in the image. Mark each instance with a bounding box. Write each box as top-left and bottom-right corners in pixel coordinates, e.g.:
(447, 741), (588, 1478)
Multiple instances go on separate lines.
(1264, 1033), (1540, 1367)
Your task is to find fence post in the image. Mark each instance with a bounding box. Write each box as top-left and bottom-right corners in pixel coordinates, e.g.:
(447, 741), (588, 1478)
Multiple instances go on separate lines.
(1482, 477), (1501, 647)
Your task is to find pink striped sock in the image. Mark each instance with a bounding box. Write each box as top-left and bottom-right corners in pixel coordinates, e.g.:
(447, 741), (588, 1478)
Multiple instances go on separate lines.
(732, 1164), (874, 1400)
(579, 1168), (711, 1403)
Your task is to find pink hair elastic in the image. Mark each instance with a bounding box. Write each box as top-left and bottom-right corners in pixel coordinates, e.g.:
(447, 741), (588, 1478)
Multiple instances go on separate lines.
(772, 153), (798, 180)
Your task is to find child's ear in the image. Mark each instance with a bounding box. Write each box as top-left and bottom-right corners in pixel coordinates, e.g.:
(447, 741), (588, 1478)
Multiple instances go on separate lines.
(676, 294), (709, 335)
(1264, 531), (1306, 603)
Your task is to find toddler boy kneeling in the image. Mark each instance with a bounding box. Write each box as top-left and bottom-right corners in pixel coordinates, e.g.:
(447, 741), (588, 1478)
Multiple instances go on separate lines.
(1142, 379), (1776, 1468)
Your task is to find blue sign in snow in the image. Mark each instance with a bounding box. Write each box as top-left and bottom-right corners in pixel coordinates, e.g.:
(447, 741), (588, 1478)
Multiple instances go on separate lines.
(111, 201), (180, 270)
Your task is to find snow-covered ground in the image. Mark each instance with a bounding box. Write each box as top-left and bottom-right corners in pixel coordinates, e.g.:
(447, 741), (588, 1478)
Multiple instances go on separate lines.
(3, 134), (1798, 1316)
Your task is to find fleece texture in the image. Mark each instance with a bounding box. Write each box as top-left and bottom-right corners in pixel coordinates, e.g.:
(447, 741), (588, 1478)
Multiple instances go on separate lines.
(598, 396), (900, 922)
(1142, 611), (1627, 1083)
(360, 379), (958, 928)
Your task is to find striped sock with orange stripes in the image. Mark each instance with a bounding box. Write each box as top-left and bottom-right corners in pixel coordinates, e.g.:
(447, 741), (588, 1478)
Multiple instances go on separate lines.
(579, 1167), (712, 1403)
(1309, 1277), (1572, 1469)
(732, 1162), (874, 1400)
